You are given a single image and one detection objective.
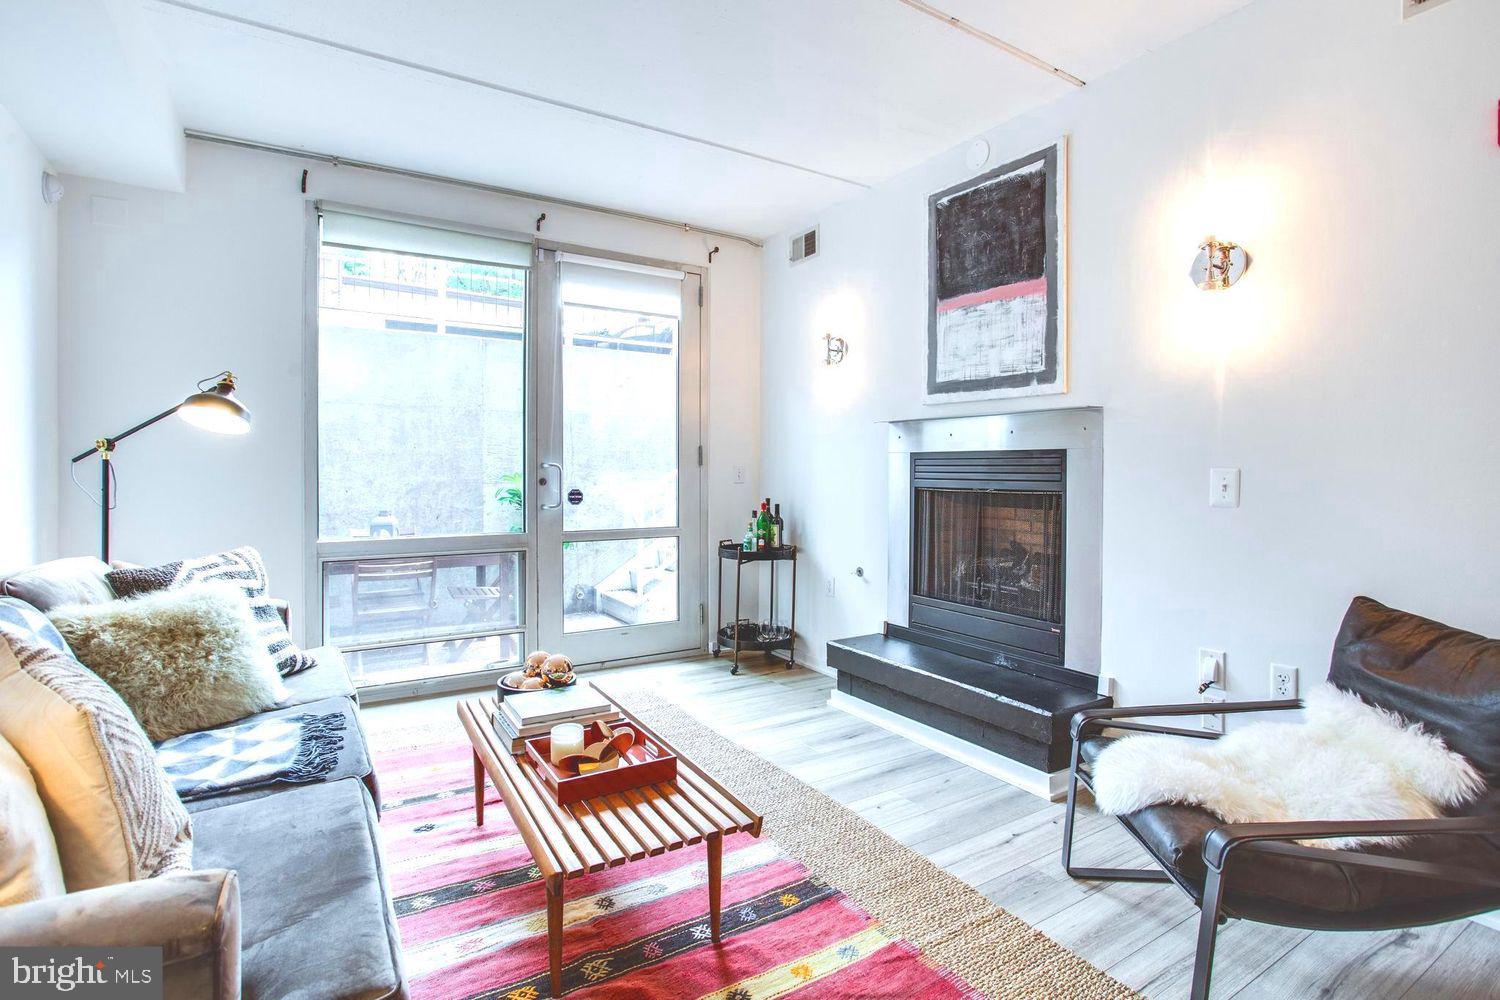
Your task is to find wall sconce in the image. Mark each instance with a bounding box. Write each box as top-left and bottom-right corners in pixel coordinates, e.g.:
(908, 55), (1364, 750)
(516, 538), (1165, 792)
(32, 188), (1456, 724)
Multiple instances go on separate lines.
(1191, 237), (1250, 290)
(823, 332), (848, 365)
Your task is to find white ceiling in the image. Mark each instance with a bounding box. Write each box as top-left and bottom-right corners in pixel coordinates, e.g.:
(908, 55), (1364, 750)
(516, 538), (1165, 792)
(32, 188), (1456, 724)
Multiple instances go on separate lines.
(1, 0), (1252, 237)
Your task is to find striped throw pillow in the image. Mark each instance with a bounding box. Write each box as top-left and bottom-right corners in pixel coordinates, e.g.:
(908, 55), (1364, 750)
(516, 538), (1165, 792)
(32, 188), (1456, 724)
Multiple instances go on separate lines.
(107, 547), (314, 677)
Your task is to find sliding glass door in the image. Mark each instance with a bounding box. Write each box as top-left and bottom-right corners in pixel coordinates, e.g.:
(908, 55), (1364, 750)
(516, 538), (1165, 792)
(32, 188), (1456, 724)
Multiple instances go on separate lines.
(534, 252), (703, 663)
(311, 210), (702, 696)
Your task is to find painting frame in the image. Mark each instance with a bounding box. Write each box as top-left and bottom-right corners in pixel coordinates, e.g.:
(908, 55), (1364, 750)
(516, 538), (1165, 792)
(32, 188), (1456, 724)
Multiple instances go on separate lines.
(925, 137), (1069, 403)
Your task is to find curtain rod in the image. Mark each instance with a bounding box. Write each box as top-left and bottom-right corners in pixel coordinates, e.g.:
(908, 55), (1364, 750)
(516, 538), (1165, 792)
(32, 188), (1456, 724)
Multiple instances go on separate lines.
(185, 130), (766, 249)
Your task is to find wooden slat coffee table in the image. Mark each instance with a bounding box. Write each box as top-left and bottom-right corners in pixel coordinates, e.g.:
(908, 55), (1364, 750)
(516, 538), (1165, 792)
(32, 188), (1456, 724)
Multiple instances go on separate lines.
(457, 688), (763, 997)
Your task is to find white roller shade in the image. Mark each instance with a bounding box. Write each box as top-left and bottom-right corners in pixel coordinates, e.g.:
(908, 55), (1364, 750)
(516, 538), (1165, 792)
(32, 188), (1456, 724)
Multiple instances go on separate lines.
(320, 208), (532, 268)
(559, 254), (684, 317)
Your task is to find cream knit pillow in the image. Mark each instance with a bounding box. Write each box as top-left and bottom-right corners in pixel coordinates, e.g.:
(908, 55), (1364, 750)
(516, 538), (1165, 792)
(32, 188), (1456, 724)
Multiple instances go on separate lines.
(0, 731), (67, 905)
(0, 607), (192, 892)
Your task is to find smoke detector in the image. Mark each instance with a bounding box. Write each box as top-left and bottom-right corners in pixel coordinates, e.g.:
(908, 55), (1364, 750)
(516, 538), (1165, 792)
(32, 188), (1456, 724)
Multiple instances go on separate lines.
(789, 226), (819, 264)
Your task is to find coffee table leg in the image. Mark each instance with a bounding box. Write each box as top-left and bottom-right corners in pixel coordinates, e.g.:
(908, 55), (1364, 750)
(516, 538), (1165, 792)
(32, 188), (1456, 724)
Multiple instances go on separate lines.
(473, 750), (485, 827)
(708, 832), (723, 943)
(546, 875), (564, 996)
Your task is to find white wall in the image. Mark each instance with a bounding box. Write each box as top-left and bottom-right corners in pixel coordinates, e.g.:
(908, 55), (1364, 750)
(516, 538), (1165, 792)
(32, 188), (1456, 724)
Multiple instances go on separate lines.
(0, 103), (58, 569)
(57, 140), (761, 643)
(761, 0), (1500, 707)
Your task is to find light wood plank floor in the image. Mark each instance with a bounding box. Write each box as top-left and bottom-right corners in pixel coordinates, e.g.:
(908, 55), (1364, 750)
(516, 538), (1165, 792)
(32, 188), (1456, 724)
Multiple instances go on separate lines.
(363, 655), (1498, 999)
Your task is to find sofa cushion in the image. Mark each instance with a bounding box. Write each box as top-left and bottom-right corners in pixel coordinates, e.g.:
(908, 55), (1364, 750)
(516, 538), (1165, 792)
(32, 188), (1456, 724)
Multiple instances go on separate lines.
(282, 646), (357, 706)
(0, 557), (114, 613)
(180, 696), (375, 813)
(49, 585), (289, 742)
(0, 599), (193, 892)
(0, 731), (67, 905)
(192, 778), (405, 1000)
(108, 547), (314, 678)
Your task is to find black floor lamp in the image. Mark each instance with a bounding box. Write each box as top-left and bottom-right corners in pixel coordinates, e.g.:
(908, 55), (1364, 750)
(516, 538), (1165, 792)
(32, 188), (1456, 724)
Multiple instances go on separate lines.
(70, 371), (252, 562)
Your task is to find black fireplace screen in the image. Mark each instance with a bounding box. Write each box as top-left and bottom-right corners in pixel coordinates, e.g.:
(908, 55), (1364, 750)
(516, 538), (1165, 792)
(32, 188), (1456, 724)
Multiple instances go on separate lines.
(913, 488), (1064, 624)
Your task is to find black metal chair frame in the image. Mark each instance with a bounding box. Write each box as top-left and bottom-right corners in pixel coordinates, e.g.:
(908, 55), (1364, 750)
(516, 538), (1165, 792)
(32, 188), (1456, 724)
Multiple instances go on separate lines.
(1061, 699), (1500, 1000)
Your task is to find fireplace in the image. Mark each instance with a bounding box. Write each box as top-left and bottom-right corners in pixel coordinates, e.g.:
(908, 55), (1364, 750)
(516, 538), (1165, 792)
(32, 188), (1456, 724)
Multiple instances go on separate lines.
(910, 450), (1066, 670)
(828, 409), (1106, 798)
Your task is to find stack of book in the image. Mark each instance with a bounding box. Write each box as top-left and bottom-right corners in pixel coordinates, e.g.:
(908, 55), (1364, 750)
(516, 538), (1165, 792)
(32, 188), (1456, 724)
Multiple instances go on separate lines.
(492, 682), (620, 754)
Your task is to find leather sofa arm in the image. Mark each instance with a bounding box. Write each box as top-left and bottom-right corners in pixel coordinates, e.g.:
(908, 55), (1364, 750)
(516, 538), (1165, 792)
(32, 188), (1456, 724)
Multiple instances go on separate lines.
(1070, 699), (1302, 740)
(1202, 816), (1500, 876)
(0, 870), (241, 1000)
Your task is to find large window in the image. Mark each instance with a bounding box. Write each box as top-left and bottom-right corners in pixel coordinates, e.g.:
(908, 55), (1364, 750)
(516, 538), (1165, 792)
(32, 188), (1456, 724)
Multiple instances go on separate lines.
(315, 210), (530, 690)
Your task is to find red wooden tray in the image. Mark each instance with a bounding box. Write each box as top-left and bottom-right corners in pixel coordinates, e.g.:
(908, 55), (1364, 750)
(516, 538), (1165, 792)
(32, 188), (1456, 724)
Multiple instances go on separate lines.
(524, 721), (678, 805)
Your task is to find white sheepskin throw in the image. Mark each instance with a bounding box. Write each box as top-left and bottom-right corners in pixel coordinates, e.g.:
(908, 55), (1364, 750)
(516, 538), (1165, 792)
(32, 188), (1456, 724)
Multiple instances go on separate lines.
(1091, 685), (1484, 847)
(49, 584), (289, 742)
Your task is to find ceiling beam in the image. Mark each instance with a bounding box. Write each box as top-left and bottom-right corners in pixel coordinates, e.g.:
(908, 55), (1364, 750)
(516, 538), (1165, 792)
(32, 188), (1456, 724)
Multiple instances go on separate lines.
(896, 0), (1086, 88)
(152, 0), (870, 190)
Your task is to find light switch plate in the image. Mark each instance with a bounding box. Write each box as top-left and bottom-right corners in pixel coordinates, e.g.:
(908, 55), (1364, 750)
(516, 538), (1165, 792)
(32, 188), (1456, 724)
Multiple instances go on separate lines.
(1209, 468), (1241, 508)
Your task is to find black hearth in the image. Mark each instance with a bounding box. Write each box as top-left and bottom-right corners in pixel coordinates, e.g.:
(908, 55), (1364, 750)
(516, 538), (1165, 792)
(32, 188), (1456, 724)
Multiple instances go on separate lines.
(829, 445), (1107, 785)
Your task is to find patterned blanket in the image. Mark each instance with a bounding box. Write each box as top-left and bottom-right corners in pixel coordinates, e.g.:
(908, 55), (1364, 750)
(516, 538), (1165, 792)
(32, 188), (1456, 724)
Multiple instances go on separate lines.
(156, 711), (347, 800)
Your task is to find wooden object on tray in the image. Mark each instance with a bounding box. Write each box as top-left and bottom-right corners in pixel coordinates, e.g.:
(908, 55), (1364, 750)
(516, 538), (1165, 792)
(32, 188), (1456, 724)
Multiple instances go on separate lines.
(524, 721), (677, 805)
(457, 686), (763, 998)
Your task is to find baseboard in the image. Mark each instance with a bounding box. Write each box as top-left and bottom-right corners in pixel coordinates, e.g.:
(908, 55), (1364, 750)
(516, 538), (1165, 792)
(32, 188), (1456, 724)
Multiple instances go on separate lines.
(828, 689), (1067, 801)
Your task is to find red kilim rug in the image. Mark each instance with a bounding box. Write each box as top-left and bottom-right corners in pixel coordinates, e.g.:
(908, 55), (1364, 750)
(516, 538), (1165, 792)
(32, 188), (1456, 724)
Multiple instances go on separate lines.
(376, 736), (981, 999)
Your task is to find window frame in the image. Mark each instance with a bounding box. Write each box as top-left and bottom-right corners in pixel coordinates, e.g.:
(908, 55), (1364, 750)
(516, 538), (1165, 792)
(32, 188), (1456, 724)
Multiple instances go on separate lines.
(303, 202), (540, 701)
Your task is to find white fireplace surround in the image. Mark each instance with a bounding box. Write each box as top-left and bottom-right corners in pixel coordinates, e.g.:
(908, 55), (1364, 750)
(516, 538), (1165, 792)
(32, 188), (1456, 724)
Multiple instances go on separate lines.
(886, 407), (1103, 680)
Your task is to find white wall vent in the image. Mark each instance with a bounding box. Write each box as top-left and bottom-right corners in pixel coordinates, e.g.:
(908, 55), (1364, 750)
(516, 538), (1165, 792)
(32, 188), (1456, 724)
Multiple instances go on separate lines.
(1403, 0), (1455, 19)
(789, 226), (819, 264)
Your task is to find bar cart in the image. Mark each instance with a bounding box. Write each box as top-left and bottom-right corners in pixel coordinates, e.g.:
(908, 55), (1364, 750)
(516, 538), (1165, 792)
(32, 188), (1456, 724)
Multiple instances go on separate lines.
(711, 540), (798, 675)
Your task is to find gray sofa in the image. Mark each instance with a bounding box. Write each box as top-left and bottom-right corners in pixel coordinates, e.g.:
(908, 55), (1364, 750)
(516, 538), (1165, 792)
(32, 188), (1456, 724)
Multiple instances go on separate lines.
(0, 557), (407, 1000)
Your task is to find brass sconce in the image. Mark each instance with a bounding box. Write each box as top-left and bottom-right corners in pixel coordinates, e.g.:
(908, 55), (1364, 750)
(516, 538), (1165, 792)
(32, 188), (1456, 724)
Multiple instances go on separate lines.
(1191, 237), (1251, 290)
(823, 332), (848, 365)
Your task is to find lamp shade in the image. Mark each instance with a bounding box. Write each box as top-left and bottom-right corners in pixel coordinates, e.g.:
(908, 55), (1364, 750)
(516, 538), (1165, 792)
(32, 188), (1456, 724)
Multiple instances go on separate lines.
(177, 373), (251, 435)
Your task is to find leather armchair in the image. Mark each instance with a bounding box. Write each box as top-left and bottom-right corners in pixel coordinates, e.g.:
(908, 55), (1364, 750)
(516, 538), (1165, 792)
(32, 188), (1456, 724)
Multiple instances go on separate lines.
(0, 870), (241, 1000)
(1062, 596), (1500, 999)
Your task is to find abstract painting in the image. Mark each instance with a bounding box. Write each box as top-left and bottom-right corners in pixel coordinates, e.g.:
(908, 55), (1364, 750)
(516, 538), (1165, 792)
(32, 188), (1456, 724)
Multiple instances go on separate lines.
(926, 139), (1067, 401)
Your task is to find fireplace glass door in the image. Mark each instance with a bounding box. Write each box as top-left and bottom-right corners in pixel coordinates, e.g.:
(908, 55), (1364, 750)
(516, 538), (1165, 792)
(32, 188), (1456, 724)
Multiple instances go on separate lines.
(913, 488), (1063, 624)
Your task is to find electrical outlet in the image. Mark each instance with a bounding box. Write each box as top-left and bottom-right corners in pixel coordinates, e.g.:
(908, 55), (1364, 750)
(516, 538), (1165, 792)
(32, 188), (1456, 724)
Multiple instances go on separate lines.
(1197, 648), (1226, 690)
(732, 465), (746, 484)
(1201, 689), (1227, 733)
(825, 578), (836, 598)
(1270, 663), (1299, 700)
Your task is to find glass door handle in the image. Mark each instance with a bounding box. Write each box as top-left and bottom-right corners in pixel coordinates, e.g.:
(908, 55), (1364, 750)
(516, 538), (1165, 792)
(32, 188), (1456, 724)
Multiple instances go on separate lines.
(540, 462), (564, 510)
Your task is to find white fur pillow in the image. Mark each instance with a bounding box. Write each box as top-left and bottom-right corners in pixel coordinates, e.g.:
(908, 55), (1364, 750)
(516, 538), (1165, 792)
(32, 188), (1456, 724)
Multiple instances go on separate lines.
(1091, 685), (1483, 847)
(49, 584), (289, 742)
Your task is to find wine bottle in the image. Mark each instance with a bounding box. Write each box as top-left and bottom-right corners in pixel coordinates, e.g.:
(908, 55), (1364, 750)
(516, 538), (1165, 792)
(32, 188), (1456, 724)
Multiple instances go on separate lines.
(771, 503), (783, 548)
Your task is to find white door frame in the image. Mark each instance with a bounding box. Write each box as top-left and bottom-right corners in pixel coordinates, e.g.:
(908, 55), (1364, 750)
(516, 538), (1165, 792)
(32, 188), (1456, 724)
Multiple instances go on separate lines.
(532, 242), (706, 665)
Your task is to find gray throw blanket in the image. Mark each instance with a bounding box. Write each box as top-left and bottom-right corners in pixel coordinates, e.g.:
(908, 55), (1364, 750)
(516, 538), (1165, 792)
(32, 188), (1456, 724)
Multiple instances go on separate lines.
(156, 711), (347, 800)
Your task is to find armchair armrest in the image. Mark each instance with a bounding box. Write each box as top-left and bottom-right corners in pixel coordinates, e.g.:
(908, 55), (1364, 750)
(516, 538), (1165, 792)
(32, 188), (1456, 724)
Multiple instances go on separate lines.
(0, 870), (240, 1000)
(269, 597), (290, 630)
(1070, 699), (1302, 741)
(1203, 816), (1500, 873)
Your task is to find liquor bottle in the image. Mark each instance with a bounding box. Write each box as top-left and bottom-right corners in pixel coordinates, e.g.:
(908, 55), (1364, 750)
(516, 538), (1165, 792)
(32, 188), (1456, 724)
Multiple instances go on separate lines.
(757, 500), (771, 550)
(771, 503), (784, 548)
(743, 511), (757, 552)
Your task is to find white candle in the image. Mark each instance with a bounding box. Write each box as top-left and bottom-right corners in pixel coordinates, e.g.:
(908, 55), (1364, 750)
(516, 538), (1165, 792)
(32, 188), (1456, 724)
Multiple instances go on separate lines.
(550, 723), (585, 765)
